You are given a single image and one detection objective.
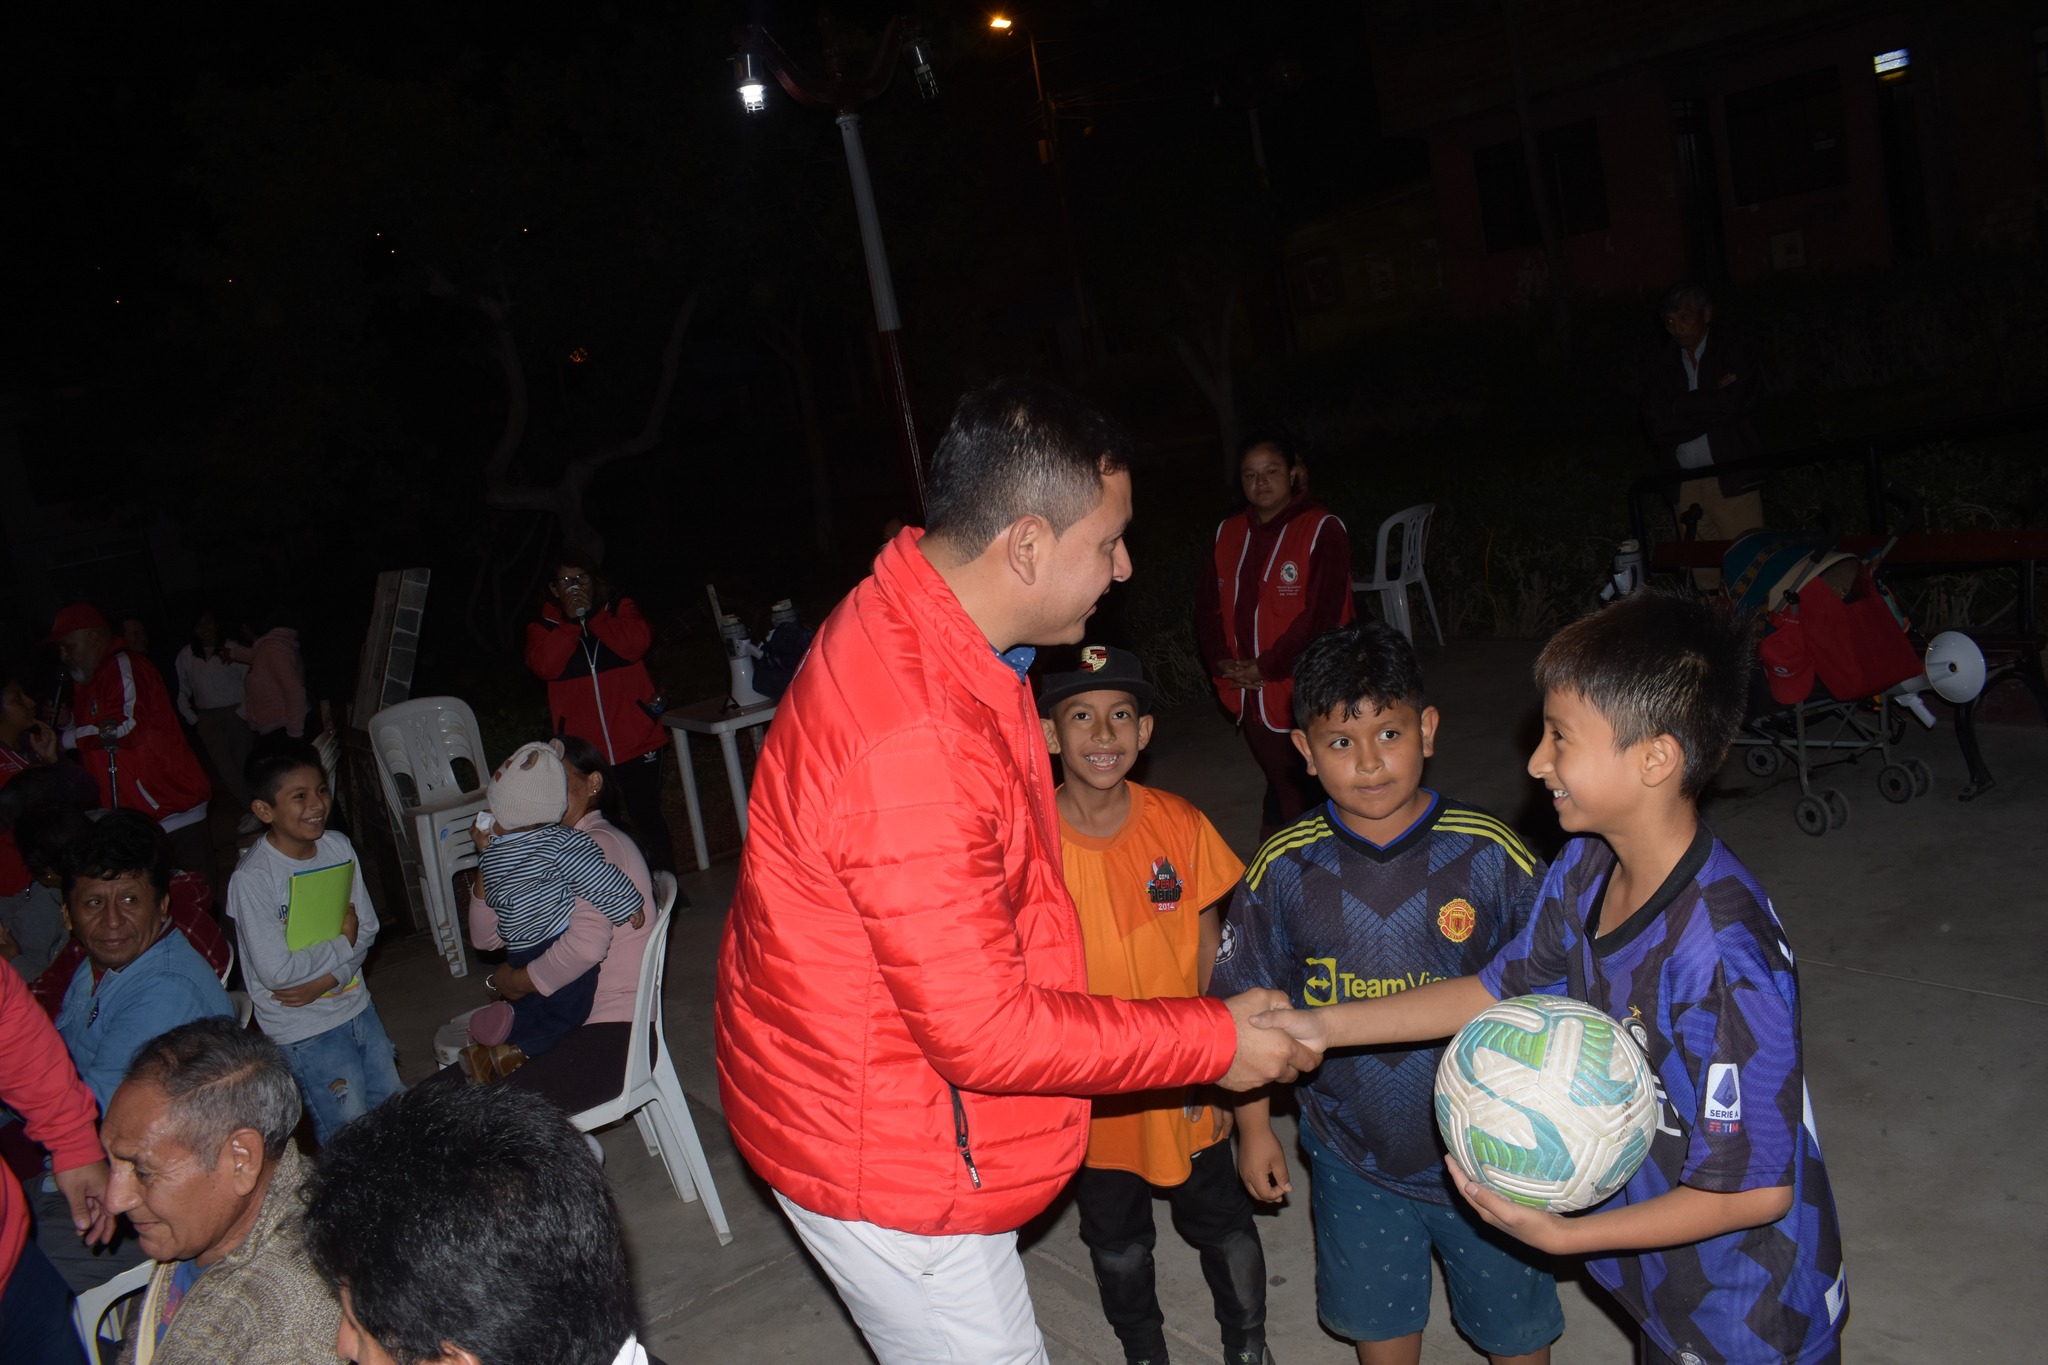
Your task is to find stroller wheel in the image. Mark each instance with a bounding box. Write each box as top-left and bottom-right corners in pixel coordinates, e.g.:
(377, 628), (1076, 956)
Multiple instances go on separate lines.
(1905, 757), (1933, 797)
(1744, 746), (1782, 778)
(1878, 764), (1914, 804)
(1794, 795), (1830, 837)
(1824, 789), (1850, 829)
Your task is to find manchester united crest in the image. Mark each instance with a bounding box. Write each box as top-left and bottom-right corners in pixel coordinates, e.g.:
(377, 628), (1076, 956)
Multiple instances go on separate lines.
(1436, 898), (1476, 943)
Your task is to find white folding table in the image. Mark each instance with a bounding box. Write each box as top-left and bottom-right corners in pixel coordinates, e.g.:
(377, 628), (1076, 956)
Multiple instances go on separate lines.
(661, 697), (778, 871)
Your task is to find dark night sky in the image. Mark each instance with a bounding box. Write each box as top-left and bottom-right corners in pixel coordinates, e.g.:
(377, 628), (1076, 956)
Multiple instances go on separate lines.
(2, 3), (1421, 396)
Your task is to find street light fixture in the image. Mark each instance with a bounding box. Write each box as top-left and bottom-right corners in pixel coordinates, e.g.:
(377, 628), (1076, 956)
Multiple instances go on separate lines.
(733, 49), (767, 113)
(732, 19), (937, 517)
(987, 13), (1092, 365)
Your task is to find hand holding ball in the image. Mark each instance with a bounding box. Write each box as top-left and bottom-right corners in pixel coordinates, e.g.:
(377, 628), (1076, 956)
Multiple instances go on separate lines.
(1434, 995), (1660, 1213)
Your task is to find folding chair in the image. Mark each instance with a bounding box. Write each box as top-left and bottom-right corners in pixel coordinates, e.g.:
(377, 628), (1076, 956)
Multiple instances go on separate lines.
(569, 872), (733, 1245)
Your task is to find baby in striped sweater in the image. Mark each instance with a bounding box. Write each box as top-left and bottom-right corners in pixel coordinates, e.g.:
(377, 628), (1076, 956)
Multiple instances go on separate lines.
(465, 741), (643, 1077)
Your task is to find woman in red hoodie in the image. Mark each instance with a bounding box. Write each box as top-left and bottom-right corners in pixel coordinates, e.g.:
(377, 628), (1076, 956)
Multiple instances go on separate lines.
(524, 552), (675, 874)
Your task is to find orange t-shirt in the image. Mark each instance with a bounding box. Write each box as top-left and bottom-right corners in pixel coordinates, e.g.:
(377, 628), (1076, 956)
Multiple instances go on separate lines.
(1058, 781), (1246, 1185)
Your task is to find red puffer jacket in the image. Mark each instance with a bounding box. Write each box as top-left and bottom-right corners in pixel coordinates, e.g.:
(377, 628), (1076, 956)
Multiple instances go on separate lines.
(716, 530), (1237, 1236)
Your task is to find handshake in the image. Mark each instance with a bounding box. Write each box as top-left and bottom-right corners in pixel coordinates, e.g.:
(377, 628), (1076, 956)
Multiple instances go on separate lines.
(1214, 990), (1327, 1090)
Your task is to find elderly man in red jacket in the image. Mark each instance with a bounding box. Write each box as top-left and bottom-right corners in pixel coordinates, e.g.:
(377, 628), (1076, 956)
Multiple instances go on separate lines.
(47, 604), (213, 878)
(717, 378), (1318, 1365)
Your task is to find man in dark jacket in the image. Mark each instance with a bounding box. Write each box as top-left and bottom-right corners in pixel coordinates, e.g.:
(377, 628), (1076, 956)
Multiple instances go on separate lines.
(1639, 283), (1765, 580)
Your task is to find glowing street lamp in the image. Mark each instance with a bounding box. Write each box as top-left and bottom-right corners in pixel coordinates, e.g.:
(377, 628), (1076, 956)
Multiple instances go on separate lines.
(733, 49), (767, 113)
(731, 19), (938, 516)
(989, 15), (1014, 30)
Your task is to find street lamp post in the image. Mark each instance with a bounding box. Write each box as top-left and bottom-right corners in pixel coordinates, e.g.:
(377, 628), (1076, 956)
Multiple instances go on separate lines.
(990, 14), (1093, 368)
(735, 19), (936, 519)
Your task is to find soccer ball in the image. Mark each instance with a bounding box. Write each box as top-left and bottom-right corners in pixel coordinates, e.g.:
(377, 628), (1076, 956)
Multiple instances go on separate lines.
(1434, 995), (1660, 1212)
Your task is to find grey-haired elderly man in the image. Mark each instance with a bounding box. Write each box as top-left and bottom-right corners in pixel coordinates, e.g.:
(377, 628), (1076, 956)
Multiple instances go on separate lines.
(98, 1017), (340, 1365)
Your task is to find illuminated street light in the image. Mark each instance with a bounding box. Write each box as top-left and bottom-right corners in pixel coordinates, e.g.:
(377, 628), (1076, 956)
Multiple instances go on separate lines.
(734, 49), (767, 113)
(729, 18), (939, 515)
(989, 16), (1014, 31)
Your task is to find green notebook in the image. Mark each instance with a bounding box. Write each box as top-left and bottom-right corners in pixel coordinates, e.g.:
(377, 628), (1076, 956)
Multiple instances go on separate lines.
(285, 861), (355, 951)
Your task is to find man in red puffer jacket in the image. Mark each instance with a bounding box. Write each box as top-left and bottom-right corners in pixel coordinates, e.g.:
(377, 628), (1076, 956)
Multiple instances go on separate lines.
(717, 378), (1320, 1365)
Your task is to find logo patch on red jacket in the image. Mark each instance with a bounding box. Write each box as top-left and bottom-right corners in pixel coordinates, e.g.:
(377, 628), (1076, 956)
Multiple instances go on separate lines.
(1146, 857), (1183, 910)
(1278, 560), (1300, 585)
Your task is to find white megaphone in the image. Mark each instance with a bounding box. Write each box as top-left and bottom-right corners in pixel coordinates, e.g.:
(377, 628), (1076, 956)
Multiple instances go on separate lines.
(1885, 631), (1986, 728)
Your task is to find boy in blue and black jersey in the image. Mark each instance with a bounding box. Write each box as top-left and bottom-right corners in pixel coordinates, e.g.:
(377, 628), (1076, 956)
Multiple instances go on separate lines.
(1210, 621), (1562, 1365)
(1256, 591), (1846, 1365)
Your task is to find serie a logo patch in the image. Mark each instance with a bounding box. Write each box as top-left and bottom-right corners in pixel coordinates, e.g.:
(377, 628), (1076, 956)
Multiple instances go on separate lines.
(1703, 1062), (1742, 1135)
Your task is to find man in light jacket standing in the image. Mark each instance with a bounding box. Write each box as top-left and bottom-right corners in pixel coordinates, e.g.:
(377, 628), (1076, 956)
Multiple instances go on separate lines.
(716, 377), (1319, 1364)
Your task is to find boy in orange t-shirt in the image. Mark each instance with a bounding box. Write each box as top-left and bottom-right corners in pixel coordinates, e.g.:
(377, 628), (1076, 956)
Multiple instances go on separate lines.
(1039, 644), (1270, 1365)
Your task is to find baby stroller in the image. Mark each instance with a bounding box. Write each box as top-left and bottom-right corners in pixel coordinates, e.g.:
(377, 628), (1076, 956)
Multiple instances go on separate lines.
(1724, 529), (1933, 836)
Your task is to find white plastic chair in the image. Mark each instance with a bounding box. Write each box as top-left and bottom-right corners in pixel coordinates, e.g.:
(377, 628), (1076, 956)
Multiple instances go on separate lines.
(1352, 503), (1445, 646)
(570, 872), (733, 1246)
(367, 697), (490, 977)
(72, 1260), (154, 1364)
(216, 940), (256, 1027)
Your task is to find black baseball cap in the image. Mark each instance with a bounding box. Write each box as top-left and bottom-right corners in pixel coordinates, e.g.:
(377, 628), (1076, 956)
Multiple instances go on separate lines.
(1036, 644), (1156, 717)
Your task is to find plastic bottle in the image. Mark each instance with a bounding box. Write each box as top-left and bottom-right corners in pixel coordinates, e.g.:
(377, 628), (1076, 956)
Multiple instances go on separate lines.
(720, 615), (771, 708)
(1601, 539), (1645, 602)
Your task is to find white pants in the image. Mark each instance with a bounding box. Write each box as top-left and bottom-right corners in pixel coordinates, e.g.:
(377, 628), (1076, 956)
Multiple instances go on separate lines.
(776, 1192), (1049, 1365)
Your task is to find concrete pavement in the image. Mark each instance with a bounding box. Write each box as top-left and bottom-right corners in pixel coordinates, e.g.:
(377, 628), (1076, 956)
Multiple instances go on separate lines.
(370, 637), (2048, 1363)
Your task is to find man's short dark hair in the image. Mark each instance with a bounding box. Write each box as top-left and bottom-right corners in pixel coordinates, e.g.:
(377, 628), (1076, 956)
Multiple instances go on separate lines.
(1661, 281), (1712, 315)
(60, 809), (171, 897)
(1291, 622), (1427, 728)
(246, 738), (325, 805)
(14, 802), (95, 875)
(1533, 589), (1753, 799)
(123, 1018), (302, 1164)
(304, 1084), (636, 1365)
(922, 376), (1131, 555)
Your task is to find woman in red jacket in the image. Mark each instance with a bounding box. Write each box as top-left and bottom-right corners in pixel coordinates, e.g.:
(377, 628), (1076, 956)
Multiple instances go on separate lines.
(1196, 432), (1354, 838)
(524, 553), (675, 874)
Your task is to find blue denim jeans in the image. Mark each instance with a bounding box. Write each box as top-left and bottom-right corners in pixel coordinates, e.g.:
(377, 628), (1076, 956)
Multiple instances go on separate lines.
(282, 1002), (405, 1146)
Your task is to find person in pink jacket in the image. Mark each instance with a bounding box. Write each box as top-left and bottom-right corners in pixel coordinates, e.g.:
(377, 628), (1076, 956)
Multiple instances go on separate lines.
(455, 733), (655, 1113)
(0, 959), (113, 1365)
(229, 611), (308, 740)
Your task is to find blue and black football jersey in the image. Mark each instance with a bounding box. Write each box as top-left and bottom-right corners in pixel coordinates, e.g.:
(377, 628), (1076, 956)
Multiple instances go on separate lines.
(1480, 827), (1847, 1365)
(1209, 793), (1544, 1204)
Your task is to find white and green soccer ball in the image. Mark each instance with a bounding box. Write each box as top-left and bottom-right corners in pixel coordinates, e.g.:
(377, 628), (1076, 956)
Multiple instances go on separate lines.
(1434, 994), (1660, 1213)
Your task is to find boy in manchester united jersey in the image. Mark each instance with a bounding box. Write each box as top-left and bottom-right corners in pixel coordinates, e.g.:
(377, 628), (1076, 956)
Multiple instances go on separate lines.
(1256, 592), (1847, 1365)
(1039, 645), (1269, 1365)
(1209, 621), (1560, 1365)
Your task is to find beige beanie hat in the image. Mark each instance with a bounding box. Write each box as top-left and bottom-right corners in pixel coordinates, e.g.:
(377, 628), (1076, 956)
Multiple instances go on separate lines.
(488, 740), (568, 829)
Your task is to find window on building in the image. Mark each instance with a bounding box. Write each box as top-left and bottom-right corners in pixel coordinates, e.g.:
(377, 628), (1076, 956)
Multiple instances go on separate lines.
(1725, 67), (1849, 205)
(1473, 118), (1609, 253)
